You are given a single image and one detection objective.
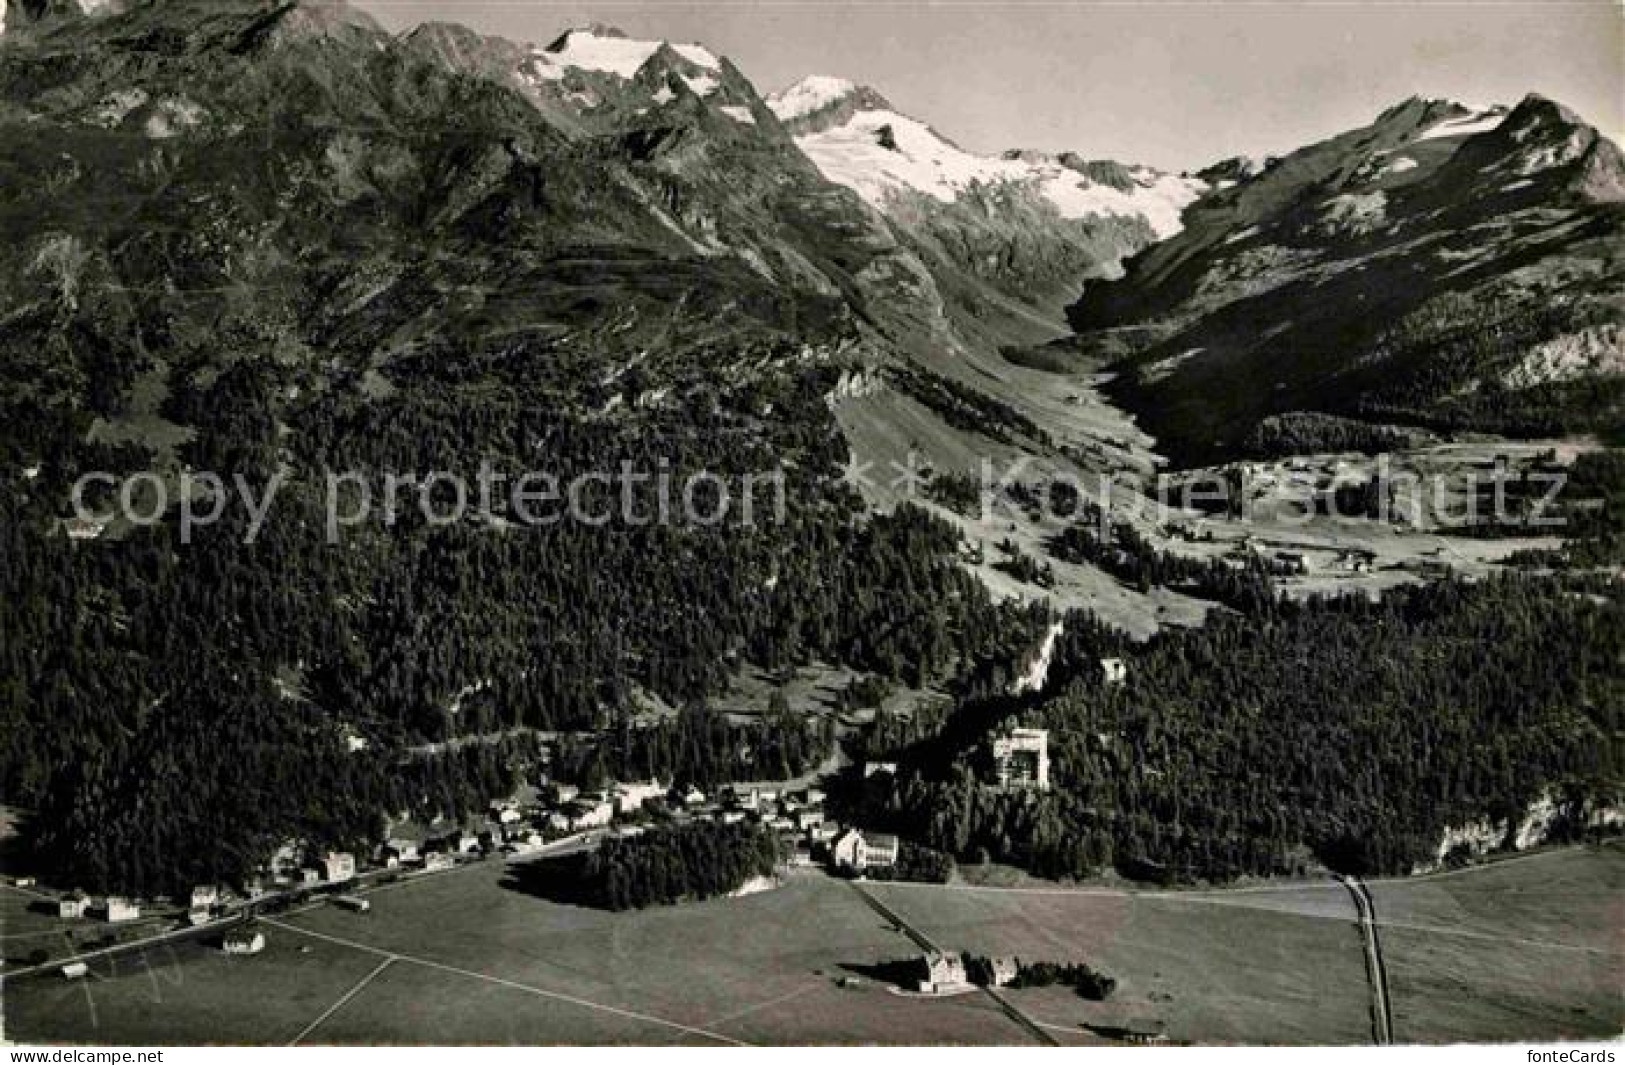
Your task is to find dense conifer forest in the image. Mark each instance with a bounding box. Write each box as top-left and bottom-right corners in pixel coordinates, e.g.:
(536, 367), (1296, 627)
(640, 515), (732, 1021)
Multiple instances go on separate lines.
(851, 575), (1622, 882)
(0, 337), (1049, 895)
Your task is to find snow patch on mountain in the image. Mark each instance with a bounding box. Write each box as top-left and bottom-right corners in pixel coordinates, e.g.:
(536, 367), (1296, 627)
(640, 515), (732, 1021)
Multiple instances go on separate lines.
(1417, 107), (1506, 142)
(681, 72), (720, 97)
(719, 105), (755, 125)
(534, 28), (719, 81)
(791, 103), (1204, 237)
(1039, 163), (1206, 239)
(794, 109), (1029, 203)
(766, 75), (858, 122)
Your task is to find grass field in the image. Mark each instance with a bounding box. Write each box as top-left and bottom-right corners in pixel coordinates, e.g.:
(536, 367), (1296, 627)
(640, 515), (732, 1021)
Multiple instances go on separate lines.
(863, 880), (1376, 1045)
(1368, 846), (1624, 1043)
(5, 847), (1619, 1045)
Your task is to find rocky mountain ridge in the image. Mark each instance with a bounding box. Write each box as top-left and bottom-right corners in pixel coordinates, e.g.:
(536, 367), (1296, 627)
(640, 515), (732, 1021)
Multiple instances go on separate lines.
(1065, 93), (1625, 464)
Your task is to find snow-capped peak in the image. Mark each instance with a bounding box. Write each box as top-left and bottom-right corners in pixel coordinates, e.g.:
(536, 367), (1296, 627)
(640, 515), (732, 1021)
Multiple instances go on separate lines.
(766, 76), (859, 122)
(784, 85), (1205, 238)
(534, 25), (720, 81)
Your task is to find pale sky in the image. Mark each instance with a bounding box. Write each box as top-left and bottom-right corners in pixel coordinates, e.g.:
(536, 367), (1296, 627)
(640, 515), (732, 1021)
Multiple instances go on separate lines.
(354, 0), (1625, 171)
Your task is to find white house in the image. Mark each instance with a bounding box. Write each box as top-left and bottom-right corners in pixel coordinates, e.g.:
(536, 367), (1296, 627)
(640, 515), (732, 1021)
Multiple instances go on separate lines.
(269, 841), (302, 873)
(830, 829), (900, 872)
(913, 951), (970, 994)
(58, 894), (89, 919)
(190, 885), (219, 910)
(103, 897), (140, 922)
(1100, 658), (1128, 686)
(321, 852), (356, 883)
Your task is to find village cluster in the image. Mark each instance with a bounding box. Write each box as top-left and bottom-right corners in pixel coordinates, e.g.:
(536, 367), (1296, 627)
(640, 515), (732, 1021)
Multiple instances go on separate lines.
(13, 724), (1067, 985)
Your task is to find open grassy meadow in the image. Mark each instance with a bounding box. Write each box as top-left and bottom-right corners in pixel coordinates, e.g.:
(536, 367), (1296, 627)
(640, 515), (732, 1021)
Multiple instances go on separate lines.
(863, 880), (1376, 1044)
(1369, 846), (1624, 1043)
(5, 847), (1619, 1045)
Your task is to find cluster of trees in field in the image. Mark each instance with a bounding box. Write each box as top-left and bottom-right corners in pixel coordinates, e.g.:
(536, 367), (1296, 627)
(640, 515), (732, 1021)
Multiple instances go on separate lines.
(552, 702), (835, 790)
(983, 957), (1117, 999)
(510, 820), (781, 910)
(1047, 509), (1279, 612)
(853, 575), (1622, 882)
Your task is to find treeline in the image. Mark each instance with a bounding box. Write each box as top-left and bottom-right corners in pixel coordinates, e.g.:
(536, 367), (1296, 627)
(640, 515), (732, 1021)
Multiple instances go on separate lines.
(1243, 412), (1437, 459)
(855, 575), (1622, 882)
(890, 365), (1052, 449)
(510, 820), (781, 910)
